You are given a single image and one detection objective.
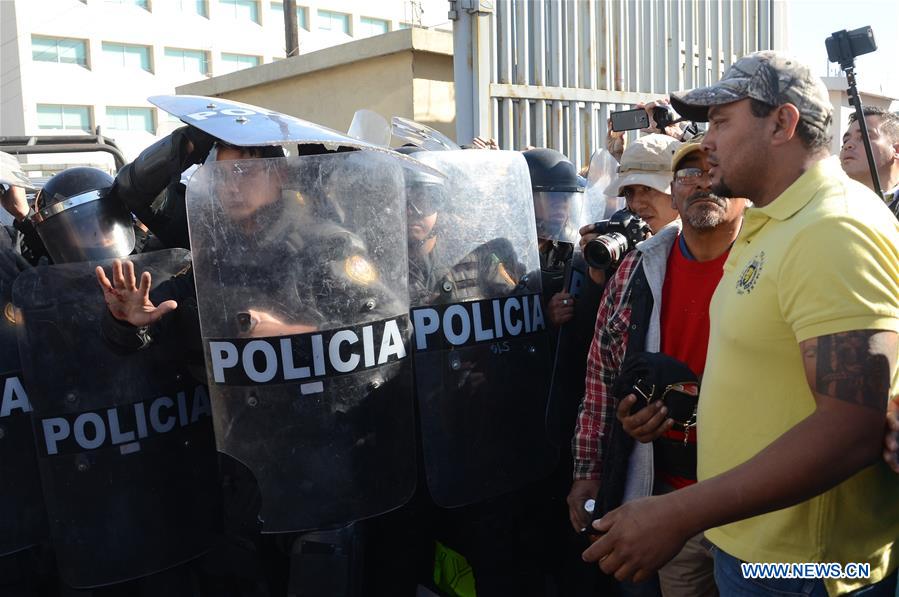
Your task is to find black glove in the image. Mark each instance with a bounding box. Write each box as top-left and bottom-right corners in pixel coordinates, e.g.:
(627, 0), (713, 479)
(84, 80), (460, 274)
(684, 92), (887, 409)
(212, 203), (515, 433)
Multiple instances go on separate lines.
(612, 351), (699, 428)
(181, 125), (217, 165)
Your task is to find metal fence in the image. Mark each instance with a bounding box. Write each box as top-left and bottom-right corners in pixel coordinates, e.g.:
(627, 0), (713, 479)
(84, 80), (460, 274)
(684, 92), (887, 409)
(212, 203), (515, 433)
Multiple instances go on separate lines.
(451, 0), (775, 170)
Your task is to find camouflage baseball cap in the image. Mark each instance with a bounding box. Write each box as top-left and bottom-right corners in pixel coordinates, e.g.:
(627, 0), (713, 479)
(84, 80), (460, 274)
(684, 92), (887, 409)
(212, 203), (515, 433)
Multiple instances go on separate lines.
(670, 51), (832, 132)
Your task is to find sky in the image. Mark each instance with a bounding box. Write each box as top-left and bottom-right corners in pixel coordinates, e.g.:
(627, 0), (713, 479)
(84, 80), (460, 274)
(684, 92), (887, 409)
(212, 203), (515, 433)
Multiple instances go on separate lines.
(784, 0), (899, 99)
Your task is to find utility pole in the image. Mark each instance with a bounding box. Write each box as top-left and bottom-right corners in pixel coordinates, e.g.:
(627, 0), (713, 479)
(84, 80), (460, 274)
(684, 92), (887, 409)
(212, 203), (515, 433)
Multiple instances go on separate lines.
(284, 0), (299, 57)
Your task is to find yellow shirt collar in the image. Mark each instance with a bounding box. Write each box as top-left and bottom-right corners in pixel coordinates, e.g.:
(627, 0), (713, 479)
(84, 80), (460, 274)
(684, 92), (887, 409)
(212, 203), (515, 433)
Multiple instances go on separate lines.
(753, 156), (842, 222)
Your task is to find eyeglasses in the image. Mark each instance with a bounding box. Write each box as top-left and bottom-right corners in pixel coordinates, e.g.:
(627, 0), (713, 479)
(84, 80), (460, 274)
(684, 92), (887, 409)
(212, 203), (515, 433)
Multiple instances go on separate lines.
(674, 167), (711, 185)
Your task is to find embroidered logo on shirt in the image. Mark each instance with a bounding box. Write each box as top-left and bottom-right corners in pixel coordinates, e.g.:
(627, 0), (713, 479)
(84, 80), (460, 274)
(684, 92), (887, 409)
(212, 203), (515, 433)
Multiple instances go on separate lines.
(736, 251), (765, 295)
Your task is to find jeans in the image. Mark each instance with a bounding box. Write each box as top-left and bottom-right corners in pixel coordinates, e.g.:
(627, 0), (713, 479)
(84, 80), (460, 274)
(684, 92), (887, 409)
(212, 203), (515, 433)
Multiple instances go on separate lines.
(712, 546), (897, 597)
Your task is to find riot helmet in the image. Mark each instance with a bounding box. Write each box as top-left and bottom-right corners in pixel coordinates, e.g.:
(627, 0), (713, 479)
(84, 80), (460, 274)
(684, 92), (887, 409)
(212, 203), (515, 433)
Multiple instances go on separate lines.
(32, 167), (135, 264)
(522, 148), (584, 244)
(396, 146), (447, 249)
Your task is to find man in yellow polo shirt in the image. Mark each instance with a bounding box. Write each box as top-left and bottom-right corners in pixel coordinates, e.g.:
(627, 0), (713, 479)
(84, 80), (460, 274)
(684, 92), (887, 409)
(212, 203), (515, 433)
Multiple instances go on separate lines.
(582, 51), (899, 596)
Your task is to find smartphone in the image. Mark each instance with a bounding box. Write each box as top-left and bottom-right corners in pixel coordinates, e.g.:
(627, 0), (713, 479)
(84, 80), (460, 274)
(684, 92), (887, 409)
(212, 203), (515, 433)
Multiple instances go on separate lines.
(610, 108), (650, 132)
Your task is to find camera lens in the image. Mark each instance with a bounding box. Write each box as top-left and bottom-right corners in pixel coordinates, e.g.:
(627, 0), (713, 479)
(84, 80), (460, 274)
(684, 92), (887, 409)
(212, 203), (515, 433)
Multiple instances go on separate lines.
(584, 232), (628, 269)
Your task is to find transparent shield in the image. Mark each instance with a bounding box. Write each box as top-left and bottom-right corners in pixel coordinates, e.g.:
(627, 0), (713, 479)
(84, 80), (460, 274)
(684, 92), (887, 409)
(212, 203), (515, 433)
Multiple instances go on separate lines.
(391, 116), (461, 151)
(406, 150), (557, 507)
(585, 149), (625, 223)
(347, 109), (391, 147)
(186, 152), (416, 532)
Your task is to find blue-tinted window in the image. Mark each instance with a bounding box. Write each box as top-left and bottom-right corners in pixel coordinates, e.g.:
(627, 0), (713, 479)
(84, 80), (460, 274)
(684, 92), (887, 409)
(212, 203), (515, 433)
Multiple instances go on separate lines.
(220, 0), (259, 23)
(178, 0), (207, 16)
(37, 104), (91, 131)
(358, 16), (389, 38)
(32, 36), (88, 67)
(317, 10), (349, 34)
(270, 2), (307, 30)
(106, 106), (155, 133)
(220, 52), (261, 74)
(104, 0), (150, 9)
(101, 42), (151, 72)
(164, 47), (209, 75)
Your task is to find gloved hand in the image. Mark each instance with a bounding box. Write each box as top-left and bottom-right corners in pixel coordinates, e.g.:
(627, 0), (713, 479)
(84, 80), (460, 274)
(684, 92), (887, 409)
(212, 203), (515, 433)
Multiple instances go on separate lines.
(181, 125), (217, 165)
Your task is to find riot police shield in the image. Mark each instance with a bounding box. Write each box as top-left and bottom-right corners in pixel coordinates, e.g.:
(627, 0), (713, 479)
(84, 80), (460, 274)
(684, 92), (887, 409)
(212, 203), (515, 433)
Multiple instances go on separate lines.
(586, 148), (626, 219)
(0, 249), (46, 558)
(347, 109), (391, 147)
(391, 116), (461, 151)
(408, 150), (557, 507)
(545, 149), (619, 446)
(186, 152), (417, 533)
(13, 250), (221, 588)
(151, 95), (386, 152)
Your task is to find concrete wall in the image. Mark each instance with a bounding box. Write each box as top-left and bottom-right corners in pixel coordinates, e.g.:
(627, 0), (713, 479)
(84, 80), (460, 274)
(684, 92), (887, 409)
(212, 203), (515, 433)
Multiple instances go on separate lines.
(178, 28), (455, 144)
(0, 0), (26, 135)
(211, 52), (415, 138)
(411, 49), (455, 140)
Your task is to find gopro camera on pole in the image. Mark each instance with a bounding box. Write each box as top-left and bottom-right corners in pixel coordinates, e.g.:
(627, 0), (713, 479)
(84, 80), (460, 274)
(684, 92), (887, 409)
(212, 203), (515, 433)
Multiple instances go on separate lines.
(826, 26), (882, 195)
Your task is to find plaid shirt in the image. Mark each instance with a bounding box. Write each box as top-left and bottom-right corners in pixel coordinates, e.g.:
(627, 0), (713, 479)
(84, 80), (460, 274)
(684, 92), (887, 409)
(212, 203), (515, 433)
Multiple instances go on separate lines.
(572, 251), (642, 480)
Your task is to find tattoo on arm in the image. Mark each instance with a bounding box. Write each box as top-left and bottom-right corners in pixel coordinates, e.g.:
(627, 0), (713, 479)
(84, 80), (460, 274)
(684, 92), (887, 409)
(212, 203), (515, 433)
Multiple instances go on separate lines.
(801, 331), (897, 410)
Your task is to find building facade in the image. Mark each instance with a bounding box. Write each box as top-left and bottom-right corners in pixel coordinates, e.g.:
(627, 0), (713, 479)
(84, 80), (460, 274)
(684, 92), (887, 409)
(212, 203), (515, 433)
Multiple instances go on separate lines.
(0, 0), (450, 161)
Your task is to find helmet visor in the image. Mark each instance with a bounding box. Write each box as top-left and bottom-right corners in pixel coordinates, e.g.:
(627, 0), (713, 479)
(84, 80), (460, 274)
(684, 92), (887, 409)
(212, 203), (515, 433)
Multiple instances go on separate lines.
(34, 191), (135, 264)
(532, 190), (584, 244)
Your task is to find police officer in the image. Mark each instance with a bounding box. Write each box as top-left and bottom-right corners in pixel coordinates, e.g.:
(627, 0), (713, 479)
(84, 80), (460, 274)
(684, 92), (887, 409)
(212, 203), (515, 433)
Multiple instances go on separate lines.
(394, 146), (557, 597)
(522, 148), (584, 306)
(400, 146), (526, 306)
(9, 169), (222, 594)
(99, 143), (410, 597)
(522, 148), (616, 596)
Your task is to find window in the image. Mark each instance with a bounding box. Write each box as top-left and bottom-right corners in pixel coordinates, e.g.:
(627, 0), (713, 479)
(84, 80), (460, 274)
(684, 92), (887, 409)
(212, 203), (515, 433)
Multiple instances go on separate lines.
(270, 2), (307, 30)
(358, 16), (389, 38)
(398, 22), (411, 29)
(101, 42), (151, 72)
(177, 0), (207, 16)
(164, 47), (209, 76)
(36, 104), (91, 131)
(296, 5), (307, 30)
(32, 36), (88, 67)
(104, 0), (150, 9)
(220, 52), (261, 74)
(106, 107), (155, 133)
(317, 10), (349, 35)
(220, 0), (259, 23)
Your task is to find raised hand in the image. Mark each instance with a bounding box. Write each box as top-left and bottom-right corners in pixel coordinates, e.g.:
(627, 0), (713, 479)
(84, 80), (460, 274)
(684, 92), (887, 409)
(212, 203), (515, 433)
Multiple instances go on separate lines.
(95, 259), (177, 327)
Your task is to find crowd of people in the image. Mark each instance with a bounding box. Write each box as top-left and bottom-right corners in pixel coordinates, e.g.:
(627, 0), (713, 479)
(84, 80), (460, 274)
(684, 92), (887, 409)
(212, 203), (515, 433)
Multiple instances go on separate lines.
(0, 50), (897, 597)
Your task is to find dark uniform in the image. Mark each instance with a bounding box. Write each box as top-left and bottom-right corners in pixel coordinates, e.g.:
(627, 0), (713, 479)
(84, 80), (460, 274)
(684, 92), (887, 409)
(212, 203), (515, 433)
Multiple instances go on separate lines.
(409, 236), (526, 305)
(363, 224), (552, 596)
(102, 184), (405, 597)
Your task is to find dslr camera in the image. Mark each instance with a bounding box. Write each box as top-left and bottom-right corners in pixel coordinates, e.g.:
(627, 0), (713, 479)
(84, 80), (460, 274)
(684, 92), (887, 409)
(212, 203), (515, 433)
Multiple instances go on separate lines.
(584, 208), (651, 270)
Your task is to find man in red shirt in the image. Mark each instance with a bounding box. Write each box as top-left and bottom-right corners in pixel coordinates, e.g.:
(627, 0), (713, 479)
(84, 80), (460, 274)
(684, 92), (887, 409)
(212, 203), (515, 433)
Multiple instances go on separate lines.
(570, 141), (746, 597)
